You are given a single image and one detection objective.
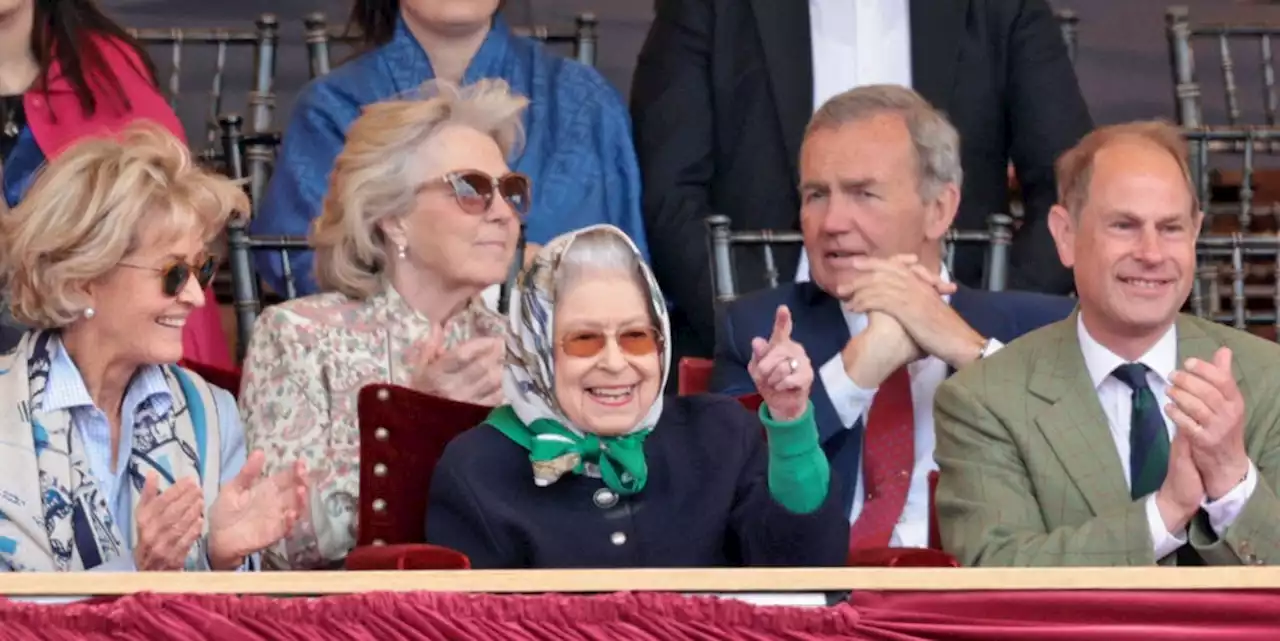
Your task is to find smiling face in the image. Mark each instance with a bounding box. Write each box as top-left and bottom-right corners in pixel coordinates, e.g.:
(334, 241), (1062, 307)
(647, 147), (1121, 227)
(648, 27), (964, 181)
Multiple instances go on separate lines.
(1050, 137), (1201, 352)
(82, 221), (210, 366)
(799, 113), (957, 296)
(552, 271), (663, 436)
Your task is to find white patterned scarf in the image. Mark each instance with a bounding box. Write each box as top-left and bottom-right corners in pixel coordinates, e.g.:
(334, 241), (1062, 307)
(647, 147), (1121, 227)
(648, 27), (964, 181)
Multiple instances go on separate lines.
(0, 331), (224, 571)
(499, 224), (671, 448)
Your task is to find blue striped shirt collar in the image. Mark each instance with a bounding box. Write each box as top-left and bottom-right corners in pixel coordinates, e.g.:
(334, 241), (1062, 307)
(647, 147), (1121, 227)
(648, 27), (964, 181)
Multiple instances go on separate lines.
(43, 334), (173, 415)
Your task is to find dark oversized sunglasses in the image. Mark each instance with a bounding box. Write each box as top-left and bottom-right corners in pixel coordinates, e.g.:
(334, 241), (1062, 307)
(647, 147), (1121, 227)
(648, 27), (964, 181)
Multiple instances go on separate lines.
(119, 255), (218, 297)
(422, 170), (531, 216)
(560, 327), (662, 359)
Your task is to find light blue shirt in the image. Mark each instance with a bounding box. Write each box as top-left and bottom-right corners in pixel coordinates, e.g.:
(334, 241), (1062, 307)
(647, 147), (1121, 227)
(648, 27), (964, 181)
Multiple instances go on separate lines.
(0, 338), (251, 571)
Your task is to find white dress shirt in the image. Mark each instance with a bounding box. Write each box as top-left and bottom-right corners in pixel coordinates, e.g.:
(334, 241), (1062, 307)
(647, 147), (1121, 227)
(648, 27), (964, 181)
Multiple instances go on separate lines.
(797, 0), (913, 283)
(816, 268), (1001, 547)
(1076, 315), (1258, 559)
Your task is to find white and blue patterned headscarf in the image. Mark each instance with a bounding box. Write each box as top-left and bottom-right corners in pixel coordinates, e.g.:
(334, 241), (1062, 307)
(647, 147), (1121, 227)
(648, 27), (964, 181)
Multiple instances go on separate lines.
(500, 224), (672, 437)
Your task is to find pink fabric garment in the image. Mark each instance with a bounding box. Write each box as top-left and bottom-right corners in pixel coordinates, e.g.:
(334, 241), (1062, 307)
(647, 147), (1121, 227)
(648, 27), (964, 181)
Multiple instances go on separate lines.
(24, 35), (233, 370)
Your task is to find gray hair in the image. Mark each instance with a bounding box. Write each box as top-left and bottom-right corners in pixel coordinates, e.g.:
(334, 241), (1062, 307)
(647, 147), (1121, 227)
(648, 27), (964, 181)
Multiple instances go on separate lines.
(311, 78), (529, 299)
(806, 84), (963, 201)
(554, 228), (649, 299)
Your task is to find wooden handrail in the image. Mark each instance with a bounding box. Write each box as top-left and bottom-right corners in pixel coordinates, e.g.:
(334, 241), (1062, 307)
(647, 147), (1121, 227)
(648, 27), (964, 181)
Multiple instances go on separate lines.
(4, 567), (1280, 597)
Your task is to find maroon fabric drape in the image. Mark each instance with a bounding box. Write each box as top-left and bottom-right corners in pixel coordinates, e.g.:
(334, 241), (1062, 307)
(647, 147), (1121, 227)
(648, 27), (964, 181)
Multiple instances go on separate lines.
(4, 589), (1280, 640)
(847, 590), (1280, 640)
(0, 591), (859, 641)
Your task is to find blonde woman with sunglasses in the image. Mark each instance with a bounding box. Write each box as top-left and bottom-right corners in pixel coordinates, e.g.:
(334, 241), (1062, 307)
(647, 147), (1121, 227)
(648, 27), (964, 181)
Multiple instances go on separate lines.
(424, 225), (849, 568)
(0, 125), (308, 573)
(238, 79), (526, 570)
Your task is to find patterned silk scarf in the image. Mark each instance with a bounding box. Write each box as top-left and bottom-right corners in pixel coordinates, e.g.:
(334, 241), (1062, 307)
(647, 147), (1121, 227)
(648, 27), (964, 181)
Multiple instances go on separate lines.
(0, 331), (224, 571)
(497, 224), (672, 492)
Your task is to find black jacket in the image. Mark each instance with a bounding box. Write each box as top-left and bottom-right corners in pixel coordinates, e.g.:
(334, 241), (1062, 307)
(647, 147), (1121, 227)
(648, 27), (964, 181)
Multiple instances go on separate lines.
(426, 394), (850, 569)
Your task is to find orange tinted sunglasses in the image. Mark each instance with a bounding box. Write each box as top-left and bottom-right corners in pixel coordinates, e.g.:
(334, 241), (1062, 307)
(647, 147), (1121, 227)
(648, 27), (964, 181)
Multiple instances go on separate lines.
(559, 327), (662, 359)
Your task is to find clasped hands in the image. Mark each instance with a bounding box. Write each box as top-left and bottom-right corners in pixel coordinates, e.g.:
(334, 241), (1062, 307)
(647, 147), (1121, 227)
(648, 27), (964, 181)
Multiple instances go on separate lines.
(835, 255), (987, 388)
(1156, 347), (1251, 531)
(134, 453), (308, 571)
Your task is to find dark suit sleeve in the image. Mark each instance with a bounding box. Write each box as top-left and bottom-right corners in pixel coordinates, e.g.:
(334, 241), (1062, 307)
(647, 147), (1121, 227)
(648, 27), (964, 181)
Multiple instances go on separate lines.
(630, 0), (720, 355)
(1003, 0), (1092, 295)
(710, 307), (759, 396)
(727, 403), (848, 567)
(424, 449), (521, 569)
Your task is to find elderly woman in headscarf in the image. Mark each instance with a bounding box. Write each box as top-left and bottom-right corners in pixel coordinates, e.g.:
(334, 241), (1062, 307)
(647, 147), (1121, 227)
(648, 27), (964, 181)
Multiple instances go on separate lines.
(426, 224), (848, 568)
(0, 125), (307, 572)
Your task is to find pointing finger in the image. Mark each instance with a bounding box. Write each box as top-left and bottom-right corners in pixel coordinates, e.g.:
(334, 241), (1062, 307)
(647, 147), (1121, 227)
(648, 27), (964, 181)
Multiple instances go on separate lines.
(770, 305), (793, 345)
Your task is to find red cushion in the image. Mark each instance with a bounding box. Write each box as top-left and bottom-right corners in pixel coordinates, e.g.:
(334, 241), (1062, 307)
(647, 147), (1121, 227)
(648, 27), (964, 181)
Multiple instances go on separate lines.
(344, 543), (471, 571)
(178, 359), (243, 398)
(678, 357), (714, 396)
(736, 393), (764, 413)
(356, 384), (492, 547)
(928, 470), (942, 552)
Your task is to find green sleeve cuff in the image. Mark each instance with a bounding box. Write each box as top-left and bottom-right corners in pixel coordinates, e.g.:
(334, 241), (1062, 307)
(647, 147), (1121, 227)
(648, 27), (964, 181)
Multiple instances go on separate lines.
(759, 401), (830, 514)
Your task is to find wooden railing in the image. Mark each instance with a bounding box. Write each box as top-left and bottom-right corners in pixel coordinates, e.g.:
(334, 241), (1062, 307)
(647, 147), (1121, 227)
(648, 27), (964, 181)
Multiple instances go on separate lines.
(4, 568), (1280, 597)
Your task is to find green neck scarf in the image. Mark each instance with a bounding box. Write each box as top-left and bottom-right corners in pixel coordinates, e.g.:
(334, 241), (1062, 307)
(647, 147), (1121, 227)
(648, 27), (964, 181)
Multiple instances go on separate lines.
(486, 405), (651, 496)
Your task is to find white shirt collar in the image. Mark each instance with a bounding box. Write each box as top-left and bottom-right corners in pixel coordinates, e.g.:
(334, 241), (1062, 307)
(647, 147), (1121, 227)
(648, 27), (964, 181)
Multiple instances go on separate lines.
(1076, 313), (1178, 389)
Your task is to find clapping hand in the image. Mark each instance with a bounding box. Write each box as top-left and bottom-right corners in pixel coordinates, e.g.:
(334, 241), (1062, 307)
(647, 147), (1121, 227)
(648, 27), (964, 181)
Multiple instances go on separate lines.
(1154, 429), (1206, 533)
(409, 330), (506, 406)
(1165, 347), (1250, 500)
(208, 452), (308, 570)
(747, 305), (814, 422)
(133, 473), (205, 571)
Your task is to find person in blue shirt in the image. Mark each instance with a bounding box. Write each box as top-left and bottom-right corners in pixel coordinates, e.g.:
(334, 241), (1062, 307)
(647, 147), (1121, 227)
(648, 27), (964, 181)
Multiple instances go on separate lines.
(252, 0), (647, 296)
(0, 125), (308, 572)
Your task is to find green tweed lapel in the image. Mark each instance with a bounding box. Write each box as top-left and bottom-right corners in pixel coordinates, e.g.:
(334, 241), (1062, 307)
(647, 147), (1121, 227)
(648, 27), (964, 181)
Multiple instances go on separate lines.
(1029, 313), (1132, 516)
(1174, 315), (1242, 386)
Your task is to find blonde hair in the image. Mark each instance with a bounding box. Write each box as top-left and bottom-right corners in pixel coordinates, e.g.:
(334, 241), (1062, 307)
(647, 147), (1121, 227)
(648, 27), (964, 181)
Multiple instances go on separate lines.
(1056, 120), (1198, 216)
(1, 123), (248, 328)
(311, 78), (530, 299)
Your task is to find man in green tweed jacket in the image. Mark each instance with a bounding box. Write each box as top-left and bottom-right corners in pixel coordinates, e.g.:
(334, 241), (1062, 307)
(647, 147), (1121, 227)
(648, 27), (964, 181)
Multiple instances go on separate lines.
(934, 120), (1280, 567)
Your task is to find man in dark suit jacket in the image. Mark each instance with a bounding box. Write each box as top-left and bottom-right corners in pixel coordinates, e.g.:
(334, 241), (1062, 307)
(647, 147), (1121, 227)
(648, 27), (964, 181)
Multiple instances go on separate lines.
(632, 0), (1092, 363)
(711, 85), (1075, 551)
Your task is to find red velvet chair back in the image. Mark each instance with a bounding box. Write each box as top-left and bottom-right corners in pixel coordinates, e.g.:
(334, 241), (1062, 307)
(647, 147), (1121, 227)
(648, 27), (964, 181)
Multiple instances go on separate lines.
(678, 357), (714, 395)
(178, 360), (243, 398)
(736, 393), (764, 413)
(356, 384), (492, 547)
(929, 470), (942, 551)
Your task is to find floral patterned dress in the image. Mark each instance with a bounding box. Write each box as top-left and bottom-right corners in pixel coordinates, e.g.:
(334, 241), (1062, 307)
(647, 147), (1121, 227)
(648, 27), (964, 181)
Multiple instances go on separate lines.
(238, 283), (505, 569)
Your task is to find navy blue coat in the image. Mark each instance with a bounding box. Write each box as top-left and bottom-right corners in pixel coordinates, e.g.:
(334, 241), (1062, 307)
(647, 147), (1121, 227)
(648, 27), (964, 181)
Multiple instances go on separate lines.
(425, 394), (850, 569)
(712, 282), (1076, 514)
